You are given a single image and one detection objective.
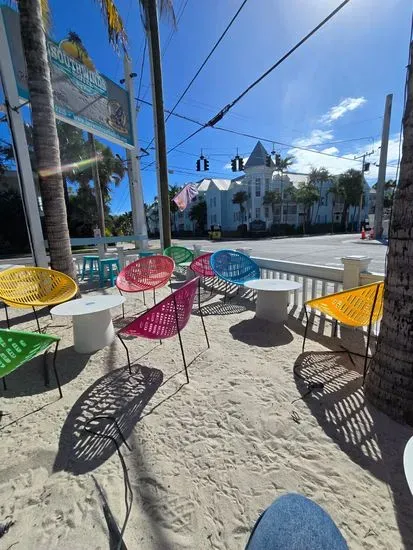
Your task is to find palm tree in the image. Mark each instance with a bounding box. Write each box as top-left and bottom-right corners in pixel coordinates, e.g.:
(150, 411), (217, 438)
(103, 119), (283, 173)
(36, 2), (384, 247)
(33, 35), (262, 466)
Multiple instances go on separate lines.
(263, 190), (281, 223)
(277, 155), (295, 223)
(364, 43), (413, 423)
(17, 0), (126, 278)
(283, 186), (296, 225)
(327, 177), (343, 234)
(232, 190), (249, 224)
(337, 169), (363, 231)
(139, 0), (176, 250)
(169, 185), (180, 232)
(309, 167), (331, 224)
(189, 200), (207, 233)
(295, 181), (319, 234)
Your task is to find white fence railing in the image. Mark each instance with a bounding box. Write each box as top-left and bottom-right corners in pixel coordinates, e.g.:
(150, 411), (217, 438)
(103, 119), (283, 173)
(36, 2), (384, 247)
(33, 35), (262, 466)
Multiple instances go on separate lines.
(252, 256), (344, 307)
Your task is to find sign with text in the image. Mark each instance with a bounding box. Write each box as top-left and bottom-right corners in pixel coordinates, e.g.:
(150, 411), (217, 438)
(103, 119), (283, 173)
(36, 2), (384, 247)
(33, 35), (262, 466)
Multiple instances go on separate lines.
(1, 7), (133, 148)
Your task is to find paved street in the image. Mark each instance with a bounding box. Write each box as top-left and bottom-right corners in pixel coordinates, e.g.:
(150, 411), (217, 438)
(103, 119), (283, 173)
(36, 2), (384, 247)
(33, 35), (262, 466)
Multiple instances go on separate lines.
(172, 234), (387, 273)
(0, 234), (387, 274)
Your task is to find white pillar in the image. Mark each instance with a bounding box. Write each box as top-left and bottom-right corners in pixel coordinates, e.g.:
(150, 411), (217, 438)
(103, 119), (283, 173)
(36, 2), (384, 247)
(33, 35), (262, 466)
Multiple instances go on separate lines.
(341, 256), (372, 289)
(123, 55), (148, 250)
(0, 10), (48, 267)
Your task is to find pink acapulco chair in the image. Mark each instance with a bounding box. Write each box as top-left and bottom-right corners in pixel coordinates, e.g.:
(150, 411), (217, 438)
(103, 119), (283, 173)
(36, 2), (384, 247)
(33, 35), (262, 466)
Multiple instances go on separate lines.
(116, 255), (175, 316)
(117, 277), (209, 383)
(189, 252), (216, 297)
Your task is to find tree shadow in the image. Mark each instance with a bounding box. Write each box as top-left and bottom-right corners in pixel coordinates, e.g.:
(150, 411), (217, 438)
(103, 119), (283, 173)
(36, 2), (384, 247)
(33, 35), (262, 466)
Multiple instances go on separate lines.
(1, 346), (91, 397)
(293, 351), (413, 548)
(53, 364), (163, 475)
(230, 318), (294, 347)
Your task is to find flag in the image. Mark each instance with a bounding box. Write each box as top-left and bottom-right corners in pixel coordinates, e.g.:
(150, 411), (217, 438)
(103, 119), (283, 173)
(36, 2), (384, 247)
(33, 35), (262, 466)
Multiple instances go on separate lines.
(172, 184), (199, 212)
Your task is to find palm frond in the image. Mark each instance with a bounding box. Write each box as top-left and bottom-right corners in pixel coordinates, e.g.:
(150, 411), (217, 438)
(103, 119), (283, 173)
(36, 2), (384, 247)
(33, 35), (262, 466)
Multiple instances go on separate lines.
(138, 0), (176, 30)
(94, 0), (127, 50)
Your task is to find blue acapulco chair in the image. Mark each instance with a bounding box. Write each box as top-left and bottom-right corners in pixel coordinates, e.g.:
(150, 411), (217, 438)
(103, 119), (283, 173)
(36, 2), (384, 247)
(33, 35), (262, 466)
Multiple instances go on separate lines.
(210, 249), (260, 300)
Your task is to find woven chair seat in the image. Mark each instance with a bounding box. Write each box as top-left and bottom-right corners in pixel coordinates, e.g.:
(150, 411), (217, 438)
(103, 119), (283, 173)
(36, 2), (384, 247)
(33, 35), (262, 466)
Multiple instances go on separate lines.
(0, 267), (78, 308)
(211, 250), (260, 285)
(116, 255), (174, 293)
(190, 253), (215, 278)
(164, 246), (194, 266)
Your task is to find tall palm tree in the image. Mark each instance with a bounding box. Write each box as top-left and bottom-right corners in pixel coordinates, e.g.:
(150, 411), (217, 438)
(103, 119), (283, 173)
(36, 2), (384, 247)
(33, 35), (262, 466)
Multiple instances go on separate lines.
(139, 0), (175, 249)
(295, 181), (319, 234)
(17, 0), (126, 278)
(232, 190), (249, 224)
(327, 177), (343, 234)
(277, 155), (295, 223)
(263, 190), (281, 224)
(309, 167), (331, 224)
(364, 42), (413, 423)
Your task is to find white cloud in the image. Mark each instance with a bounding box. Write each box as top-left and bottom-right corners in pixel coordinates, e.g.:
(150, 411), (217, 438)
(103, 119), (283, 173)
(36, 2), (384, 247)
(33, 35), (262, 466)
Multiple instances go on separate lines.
(288, 131), (401, 183)
(320, 97), (367, 124)
(293, 129), (333, 147)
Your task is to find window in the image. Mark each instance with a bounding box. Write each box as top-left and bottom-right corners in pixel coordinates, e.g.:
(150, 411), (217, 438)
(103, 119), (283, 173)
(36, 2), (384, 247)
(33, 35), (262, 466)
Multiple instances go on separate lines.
(265, 178), (270, 192)
(255, 207), (260, 219)
(209, 198), (212, 208)
(255, 177), (261, 197)
(213, 197), (217, 207)
(264, 207), (269, 218)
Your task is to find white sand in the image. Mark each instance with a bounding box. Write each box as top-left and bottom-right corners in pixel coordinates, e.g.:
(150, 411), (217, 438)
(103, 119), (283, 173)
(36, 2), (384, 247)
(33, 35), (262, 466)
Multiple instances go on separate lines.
(1, 281), (413, 549)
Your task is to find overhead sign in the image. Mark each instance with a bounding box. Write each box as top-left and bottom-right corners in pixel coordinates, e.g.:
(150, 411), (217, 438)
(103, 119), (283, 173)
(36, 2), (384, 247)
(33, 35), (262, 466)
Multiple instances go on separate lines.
(1, 6), (134, 149)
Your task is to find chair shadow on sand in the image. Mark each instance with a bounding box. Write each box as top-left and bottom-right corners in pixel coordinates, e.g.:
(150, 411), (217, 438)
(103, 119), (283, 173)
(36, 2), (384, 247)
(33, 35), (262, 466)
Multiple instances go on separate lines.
(230, 318), (294, 347)
(294, 351), (413, 549)
(53, 364), (163, 475)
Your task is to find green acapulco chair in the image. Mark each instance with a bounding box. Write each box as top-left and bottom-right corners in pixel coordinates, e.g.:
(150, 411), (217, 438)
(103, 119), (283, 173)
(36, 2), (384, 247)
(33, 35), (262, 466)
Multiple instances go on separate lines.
(0, 329), (62, 398)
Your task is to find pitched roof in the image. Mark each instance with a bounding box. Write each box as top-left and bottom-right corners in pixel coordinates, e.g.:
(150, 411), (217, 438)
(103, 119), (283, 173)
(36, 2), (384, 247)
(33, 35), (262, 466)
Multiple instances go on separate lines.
(244, 141), (274, 169)
(211, 179), (231, 191)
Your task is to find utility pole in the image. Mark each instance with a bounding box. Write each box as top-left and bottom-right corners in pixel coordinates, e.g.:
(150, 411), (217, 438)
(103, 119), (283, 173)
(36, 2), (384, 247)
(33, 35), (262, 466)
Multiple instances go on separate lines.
(123, 55), (148, 249)
(143, 0), (171, 250)
(354, 149), (374, 232)
(374, 93), (393, 239)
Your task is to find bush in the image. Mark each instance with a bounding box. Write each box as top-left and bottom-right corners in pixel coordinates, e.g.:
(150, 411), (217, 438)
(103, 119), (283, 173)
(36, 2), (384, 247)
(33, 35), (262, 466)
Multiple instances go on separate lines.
(269, 223), (298, 236)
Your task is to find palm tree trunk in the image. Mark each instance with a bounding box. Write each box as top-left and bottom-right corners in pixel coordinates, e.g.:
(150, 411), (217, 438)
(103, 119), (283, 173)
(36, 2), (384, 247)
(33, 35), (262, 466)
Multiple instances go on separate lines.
(18, 0), (75, 279)
(365, 42), (413, 423)
(144, 0), (171, 249)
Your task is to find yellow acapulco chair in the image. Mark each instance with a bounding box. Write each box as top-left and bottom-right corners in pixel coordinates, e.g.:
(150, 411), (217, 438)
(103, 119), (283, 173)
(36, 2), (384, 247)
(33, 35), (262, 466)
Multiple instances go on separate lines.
(302, 281), (384, 380)
(0, 267), (78, 332)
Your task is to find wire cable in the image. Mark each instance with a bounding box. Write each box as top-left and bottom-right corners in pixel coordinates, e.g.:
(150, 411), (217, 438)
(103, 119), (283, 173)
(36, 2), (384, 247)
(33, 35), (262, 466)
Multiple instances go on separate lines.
(136, 38), (147, 105)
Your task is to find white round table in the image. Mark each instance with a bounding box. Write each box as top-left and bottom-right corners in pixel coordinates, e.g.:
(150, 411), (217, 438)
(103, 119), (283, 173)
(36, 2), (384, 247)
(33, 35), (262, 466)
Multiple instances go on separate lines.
(404, 436), (413, 496)
(244, 279), (302, 323)
(51, 295), (125, 354)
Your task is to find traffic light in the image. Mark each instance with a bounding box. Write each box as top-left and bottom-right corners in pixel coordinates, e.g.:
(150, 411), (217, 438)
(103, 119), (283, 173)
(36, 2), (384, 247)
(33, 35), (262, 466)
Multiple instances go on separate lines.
(275, 154), (281, 167)
(265, 154), (272, 167)
(238, 156), (244, 171)
(231, 157), (237, 172)
(204, 158), (209, 171)
(364, 162), (370, 172)
(196, 159), (201, 171)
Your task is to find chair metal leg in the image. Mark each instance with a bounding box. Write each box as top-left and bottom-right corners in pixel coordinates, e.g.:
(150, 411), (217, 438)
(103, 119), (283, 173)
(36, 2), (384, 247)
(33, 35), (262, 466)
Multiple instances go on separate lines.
(43, 349), (50, 386)
(32, 307), (41, 333)
(143, 291), (146, 306)
(173, 295), (189, 383)
(2, 376), (6, 390)
(52, 341), (63, 398)
(199, 298), (210, 349)
(333, 319), (338, 337)
(153, 288), (156, 305)
(363, 284), (381, 384)
(118, 288), (125, 318)
(224, 281), (228, 303)
(3, 302), (10, 329)
(302, 307), (309, 353)
(118, 334), (131, 374)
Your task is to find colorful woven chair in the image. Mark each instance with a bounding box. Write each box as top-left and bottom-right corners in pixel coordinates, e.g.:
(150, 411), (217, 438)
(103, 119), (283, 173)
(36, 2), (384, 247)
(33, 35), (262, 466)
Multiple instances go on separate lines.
(164, 246), (194, 266)
(0, 267), (78, 332)
(0, 329), (62, 398)
(118, 277), (209, 383)
(116, 255), (175, 314)
(190, 253), (216, 295)
(303, 281), (384, 380)
(211, 249), (260, 299)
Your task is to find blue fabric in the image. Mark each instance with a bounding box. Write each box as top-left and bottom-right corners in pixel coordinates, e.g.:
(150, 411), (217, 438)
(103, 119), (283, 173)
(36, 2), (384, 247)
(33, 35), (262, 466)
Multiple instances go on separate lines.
(210, 250), (260, 285)
(246, 494), (348, 550)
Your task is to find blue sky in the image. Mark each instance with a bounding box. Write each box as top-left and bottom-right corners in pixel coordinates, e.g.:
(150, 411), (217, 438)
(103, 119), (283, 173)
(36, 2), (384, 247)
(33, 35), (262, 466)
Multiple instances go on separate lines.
(2, 0), (412, 214)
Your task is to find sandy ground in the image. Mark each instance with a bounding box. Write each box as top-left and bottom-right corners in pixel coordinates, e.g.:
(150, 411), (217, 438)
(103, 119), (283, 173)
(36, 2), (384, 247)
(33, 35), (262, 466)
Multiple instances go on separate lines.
(1, 277), (413, 549)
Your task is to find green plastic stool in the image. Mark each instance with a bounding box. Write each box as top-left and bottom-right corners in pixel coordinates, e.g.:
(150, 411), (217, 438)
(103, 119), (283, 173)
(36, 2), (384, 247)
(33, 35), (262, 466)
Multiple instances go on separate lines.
(99, 258), (120, 287)
(82, 255), (100, 280)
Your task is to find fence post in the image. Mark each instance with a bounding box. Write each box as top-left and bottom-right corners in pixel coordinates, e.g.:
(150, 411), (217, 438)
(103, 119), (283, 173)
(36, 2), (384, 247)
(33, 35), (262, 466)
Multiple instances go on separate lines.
(341, 256), (372, 289)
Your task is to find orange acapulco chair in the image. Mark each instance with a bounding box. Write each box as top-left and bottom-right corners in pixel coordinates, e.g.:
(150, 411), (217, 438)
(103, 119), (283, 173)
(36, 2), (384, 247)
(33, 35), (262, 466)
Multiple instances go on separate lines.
(0, 267), (78, 332)
(118, 277), (209, 384)
(302, 281), (384, 380)
(116, 255), (175, 315)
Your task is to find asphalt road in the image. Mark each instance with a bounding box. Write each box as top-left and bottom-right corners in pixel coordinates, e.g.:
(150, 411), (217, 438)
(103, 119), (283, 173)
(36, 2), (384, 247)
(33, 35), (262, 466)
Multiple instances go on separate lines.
(1, 234), (387, 274)
(172, 234), (387, 273)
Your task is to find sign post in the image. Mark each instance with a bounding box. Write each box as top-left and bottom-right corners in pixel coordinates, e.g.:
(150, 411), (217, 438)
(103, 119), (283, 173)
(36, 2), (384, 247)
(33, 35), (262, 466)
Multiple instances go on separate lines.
(0, 8), (48, 267)
(124, 55), (148, 249)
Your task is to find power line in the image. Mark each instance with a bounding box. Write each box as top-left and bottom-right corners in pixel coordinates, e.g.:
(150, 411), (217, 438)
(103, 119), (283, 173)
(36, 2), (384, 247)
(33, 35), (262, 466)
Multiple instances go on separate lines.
(136, 38), (147, 105)
(163, 0), (249, 125)
(142, 0), (351, 168)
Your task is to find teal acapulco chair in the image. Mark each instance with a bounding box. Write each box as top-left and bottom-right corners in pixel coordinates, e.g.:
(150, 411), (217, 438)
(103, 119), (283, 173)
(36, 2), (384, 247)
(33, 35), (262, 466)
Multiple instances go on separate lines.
(0, 329), (62, 398)
(210, 249), (260, 300)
